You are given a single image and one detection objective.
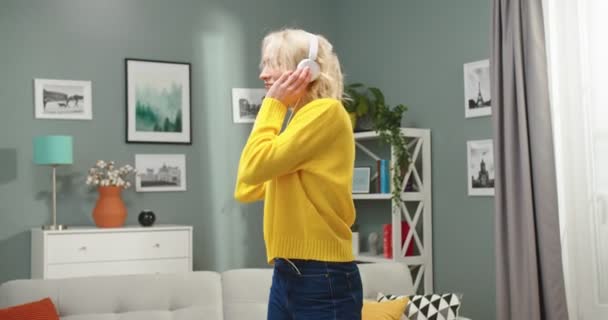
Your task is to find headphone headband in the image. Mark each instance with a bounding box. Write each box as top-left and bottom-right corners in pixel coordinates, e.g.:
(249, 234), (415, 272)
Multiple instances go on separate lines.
(308, 33), (318, 61)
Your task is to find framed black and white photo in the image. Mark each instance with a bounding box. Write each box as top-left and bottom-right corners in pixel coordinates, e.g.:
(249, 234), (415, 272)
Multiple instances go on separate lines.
(126, 59), (191, 144)
(463, 59), (491, 118)
(135, 154), (187, 192)
(34, 78), (92, 120)
(352, 167), (371, 194)
(232, 88), (266, 123)
(467, 139), (495, 196)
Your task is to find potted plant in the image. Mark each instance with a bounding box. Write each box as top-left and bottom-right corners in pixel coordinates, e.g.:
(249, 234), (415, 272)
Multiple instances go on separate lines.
(369, 88), (410, 201)
(343, 83), (375, 131)
(343, 83), (410, 201)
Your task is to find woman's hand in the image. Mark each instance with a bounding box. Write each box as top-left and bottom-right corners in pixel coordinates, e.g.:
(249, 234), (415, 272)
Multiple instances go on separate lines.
(266, 67), (311, 107)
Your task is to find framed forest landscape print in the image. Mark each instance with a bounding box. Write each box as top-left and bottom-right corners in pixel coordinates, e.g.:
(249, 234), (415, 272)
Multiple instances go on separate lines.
(126, 59), (192, 144)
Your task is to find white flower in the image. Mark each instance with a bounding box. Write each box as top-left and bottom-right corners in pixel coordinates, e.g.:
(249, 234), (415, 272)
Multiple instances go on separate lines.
(88, 160), (137, 189)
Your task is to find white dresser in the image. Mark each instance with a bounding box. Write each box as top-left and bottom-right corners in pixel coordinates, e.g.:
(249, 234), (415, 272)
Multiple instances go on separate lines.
(31, 225), (193, 279)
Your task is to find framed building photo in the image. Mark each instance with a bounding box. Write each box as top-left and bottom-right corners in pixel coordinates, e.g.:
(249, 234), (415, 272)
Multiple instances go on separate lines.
(135, 154), (187, 192)
(126, 59), (192, 144)
(352, 167), (371, 194)
(467, 139), (495, 196)
(463, 59), (491, 118)
(34, 78), (92, 120)
(232, 88), (266, 123)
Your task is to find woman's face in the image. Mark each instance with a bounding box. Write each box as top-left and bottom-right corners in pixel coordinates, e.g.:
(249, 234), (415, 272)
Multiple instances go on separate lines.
(259, 56), (283, 91)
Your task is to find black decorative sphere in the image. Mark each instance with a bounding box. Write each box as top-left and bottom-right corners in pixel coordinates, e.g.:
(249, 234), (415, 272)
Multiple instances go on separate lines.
(138, 210), (156, 227)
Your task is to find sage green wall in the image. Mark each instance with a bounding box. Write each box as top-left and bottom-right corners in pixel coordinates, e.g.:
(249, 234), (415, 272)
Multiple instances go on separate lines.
(1, 1), (496, 318)
(0, 0), (338, 284)
(333, 1), (496, 319)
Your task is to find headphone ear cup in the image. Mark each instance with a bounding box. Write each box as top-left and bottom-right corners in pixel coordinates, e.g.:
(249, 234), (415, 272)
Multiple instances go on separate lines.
(297, 59), (320, 81)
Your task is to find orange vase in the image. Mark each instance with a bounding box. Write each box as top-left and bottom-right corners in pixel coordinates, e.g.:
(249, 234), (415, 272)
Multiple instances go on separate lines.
(92, 186), (127, 228)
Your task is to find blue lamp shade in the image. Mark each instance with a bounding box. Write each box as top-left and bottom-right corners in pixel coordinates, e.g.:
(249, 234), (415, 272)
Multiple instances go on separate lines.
(33, 135), (73, 165)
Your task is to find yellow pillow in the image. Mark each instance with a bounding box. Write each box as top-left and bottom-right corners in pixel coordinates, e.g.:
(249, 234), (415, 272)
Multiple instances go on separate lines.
(362, 297), (409, 320)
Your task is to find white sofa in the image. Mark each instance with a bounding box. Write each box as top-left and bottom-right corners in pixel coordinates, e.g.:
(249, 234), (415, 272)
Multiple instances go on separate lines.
(0, 263), (470, 319)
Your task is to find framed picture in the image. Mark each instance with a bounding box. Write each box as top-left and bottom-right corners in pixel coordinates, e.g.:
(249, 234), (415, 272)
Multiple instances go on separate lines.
(463, 59), (491, 118)
(126, 59), (191, 144)
(352, 167), (371, 194)
(232, 88), (266, 123)
(135, 154), (187, 192)
(34, 78), (92, 120)
(467, 139), (495, 196)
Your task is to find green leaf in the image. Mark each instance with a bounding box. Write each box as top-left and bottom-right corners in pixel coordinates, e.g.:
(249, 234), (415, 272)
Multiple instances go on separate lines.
(356, 97), (369, 116)
(369, 87), (384, 106)
(343, 88), (359, 112)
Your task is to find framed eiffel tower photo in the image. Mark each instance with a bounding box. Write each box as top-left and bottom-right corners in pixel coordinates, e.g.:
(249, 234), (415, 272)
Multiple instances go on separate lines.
(463, 59), (491, 118)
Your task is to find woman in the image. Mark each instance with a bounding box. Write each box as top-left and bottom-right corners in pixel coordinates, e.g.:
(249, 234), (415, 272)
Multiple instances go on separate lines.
(234, 28), (362, 320)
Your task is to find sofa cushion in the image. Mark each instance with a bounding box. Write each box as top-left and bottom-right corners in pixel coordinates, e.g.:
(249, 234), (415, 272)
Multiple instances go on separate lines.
(0, 272), (223, 320)
(358, 263), (414, 299)
(0, 297), (59, 320)
(221, 269), (272, 320)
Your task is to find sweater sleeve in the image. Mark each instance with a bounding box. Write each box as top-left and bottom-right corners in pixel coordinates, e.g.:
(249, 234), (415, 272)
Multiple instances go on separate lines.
(234, 179), (266, 203)
(235, 97), (342, 186)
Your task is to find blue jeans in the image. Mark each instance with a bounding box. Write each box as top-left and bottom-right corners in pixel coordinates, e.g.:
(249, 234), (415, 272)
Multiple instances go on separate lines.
(267, 258), (363, 320)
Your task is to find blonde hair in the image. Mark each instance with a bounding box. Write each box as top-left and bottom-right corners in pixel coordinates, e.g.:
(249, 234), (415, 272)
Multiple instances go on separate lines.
(260, 28), (344, 100)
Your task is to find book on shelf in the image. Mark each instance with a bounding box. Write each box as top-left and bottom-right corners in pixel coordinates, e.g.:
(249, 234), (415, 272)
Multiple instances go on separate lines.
(376, 160), (381, 193)
(380, 159), (390, 193)
(383, 222), (415, 259)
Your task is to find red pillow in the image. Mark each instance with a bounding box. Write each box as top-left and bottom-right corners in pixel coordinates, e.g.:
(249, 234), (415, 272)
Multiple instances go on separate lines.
(0, 297), (59, 320)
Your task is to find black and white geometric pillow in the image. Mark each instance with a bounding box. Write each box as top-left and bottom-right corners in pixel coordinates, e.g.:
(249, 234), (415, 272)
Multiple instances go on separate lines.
(377, 292), (407, 303)
(405, 294), (461, 320)
(378, 293), (461, 320)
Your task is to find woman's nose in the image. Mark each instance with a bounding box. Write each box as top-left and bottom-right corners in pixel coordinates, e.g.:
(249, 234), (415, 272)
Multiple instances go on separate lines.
(259, 66), (270, 81)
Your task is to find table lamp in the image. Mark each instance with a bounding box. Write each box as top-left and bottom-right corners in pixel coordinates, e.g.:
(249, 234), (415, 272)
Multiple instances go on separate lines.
(33, 135), (73, 230)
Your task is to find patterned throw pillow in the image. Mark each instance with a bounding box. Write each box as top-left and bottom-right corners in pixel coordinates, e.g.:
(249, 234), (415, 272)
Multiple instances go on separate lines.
(378, 293), (461, 320)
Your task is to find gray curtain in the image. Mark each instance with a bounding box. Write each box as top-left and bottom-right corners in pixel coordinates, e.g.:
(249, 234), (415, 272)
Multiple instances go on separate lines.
(491, 0), (569, 319)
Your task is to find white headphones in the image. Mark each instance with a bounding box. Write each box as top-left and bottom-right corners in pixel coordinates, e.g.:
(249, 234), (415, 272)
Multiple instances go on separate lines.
(296, 33), (321, 82)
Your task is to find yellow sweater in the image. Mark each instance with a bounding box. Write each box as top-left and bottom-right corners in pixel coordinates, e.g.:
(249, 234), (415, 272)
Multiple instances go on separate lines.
(234, 97), (356, 263)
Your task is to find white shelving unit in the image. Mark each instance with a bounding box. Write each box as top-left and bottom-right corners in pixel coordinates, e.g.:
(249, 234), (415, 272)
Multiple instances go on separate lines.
(353, 128), (433, 294)
(352, 193), (392, 200)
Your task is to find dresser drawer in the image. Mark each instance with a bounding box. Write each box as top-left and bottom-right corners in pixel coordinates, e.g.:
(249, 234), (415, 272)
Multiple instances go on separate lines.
(46, 258), (190, 279)
(46, 230), (190, 264)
